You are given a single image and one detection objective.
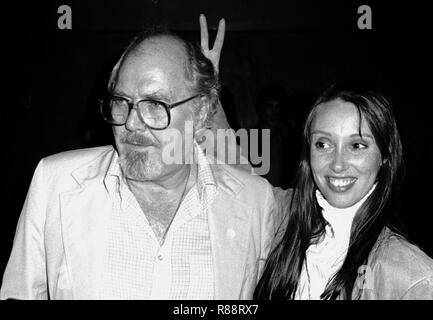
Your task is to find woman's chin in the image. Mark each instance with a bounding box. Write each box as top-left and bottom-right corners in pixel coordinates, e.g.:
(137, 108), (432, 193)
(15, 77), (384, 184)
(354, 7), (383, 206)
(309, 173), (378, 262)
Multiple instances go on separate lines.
(323, 192), (359, 209)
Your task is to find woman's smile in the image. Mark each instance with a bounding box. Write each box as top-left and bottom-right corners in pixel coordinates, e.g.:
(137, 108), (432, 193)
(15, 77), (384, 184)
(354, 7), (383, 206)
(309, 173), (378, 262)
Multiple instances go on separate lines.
(326, 176), (357, 192)
(310, 98), (382, 208)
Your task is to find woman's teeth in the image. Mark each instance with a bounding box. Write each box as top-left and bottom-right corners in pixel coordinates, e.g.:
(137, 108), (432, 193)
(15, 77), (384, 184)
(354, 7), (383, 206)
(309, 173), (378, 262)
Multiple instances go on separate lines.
(328, 177), (356, 187)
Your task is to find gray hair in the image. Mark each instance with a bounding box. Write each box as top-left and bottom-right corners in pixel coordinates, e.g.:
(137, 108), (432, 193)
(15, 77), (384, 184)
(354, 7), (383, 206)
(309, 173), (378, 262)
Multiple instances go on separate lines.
(107, 27), (220, 127)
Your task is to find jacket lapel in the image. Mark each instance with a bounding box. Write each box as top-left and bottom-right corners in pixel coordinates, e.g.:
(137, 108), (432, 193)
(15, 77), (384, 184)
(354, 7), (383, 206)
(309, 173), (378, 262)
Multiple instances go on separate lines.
(208, 166), (252, 299)
(59, 148), (114, 299)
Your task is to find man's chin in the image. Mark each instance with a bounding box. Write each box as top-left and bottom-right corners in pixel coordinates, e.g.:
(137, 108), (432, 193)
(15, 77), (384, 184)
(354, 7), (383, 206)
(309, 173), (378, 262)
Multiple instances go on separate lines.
(119, 151), (163, 181)
(122, 164), (163, 181)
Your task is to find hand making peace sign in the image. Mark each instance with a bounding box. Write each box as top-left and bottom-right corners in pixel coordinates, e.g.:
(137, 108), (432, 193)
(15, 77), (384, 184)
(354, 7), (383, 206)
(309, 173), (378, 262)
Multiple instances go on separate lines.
(199, 14), (225, 74)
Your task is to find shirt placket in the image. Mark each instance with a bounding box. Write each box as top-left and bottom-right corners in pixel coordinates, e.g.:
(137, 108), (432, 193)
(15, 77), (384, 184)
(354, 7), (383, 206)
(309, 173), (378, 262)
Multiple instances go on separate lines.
(149, 236), (173, 299)
(149, 187), (200, 299)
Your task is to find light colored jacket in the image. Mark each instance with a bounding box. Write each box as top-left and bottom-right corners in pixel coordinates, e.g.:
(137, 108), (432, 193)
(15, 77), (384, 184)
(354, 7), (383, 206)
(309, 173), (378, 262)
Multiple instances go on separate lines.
(272, 187), (433, 300)
(354, 227), (433, 300)
(1, 146), (276, 300)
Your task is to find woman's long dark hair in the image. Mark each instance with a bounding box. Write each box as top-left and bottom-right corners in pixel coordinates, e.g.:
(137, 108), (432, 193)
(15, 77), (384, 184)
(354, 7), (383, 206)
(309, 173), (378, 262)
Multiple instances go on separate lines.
(254, 81), (406, 300)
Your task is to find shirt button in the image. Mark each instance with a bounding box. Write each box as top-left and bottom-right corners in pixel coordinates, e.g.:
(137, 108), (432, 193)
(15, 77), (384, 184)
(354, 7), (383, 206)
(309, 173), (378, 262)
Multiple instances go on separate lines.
(226, 228), (236, 239)
(157, 254), (163, 261)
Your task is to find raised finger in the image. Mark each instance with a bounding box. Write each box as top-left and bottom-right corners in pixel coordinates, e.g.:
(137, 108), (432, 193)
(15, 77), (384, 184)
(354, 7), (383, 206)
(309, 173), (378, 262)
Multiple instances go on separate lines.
(199, 14), (209, 50)
(212, 18), (226, 53)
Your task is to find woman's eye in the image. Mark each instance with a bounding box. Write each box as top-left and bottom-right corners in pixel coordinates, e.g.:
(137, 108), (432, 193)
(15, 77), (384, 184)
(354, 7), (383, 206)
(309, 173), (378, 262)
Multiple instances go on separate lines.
(315, 141), (331, 150)
(352, 142), (368, 150)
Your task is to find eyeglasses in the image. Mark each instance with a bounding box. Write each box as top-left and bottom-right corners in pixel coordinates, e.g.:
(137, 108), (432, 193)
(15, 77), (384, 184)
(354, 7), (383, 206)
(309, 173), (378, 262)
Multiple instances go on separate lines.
(100, 94), (200, 130)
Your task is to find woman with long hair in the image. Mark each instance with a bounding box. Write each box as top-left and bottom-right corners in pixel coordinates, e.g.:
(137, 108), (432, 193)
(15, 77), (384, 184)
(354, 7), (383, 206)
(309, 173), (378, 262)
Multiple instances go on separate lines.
(199, 16), (433, 299)
(253, 82), (433, 299)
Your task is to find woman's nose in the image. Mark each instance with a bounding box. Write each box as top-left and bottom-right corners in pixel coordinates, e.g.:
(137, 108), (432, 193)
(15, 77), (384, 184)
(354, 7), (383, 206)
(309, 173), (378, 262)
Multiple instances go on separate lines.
(330, 148), (348, 173)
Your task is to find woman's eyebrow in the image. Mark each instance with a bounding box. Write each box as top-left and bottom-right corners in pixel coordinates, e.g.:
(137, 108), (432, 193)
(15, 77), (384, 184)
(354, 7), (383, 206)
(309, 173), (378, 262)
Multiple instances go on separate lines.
(350, 133), (374, 139)
(311, 130), (331, 136)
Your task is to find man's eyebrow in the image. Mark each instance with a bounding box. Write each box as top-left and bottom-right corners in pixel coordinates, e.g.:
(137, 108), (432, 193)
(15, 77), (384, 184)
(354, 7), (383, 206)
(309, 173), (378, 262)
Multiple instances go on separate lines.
(142, 91), (171, 101)
(111, 89), (129, 97)
(111, 89), (171, 101)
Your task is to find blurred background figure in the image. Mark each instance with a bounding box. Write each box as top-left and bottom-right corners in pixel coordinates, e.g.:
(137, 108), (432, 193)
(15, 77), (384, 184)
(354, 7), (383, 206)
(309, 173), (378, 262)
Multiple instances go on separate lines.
(253, 84), (290, 188)
(282, 91), (317, 187)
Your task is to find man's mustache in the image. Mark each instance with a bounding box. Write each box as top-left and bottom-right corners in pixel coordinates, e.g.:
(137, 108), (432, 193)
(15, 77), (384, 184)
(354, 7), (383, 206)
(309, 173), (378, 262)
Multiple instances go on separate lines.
(120, 133), (159, 147)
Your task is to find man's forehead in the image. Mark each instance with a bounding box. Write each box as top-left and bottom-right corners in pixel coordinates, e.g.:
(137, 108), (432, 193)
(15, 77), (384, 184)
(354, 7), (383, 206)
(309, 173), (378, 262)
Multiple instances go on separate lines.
(132, 35), (188, 62)
(113, 36), (193, 99)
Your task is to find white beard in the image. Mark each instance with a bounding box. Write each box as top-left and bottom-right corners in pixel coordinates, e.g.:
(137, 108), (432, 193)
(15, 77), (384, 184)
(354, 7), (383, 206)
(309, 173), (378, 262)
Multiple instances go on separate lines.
(119, 149), (163, 181)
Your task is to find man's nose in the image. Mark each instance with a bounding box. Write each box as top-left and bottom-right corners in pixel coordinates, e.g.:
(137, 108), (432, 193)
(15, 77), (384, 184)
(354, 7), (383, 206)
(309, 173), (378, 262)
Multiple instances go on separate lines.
(125, 108), (147, 131)
(330, 148), (349, 173)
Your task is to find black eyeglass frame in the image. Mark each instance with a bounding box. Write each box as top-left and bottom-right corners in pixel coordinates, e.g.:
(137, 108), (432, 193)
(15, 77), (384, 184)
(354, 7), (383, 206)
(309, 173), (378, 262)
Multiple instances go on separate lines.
(99, 94), (201, 130)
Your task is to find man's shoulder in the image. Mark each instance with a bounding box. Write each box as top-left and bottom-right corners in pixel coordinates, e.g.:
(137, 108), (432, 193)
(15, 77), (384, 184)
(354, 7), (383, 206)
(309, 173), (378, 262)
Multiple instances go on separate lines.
(37, 145), (115, 185)
(42, 145), (114, 170)
(211, 163), (273, 202)
(25, 145), (115, 196)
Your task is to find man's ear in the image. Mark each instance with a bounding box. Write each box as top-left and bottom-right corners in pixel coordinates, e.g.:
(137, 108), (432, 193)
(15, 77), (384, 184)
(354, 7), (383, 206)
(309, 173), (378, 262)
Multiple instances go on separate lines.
(196, 97), (211, 130)
(194, 96), (212, 142)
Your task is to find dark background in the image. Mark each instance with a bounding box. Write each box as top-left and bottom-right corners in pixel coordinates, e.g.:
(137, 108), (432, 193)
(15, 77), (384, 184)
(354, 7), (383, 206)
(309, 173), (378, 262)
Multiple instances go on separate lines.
(1, 0), (432, 281)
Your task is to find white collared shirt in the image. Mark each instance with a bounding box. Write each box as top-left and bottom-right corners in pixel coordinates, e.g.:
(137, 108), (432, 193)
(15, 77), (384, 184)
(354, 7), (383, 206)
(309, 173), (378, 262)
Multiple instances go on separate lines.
(100, 142), (216, 299)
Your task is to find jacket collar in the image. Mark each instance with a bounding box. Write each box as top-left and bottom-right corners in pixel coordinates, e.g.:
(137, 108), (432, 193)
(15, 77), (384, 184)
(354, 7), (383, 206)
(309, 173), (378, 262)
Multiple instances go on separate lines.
(70, 145), (116, 188)
(66, 144), (250, 299)
(70, 144), (246, 199)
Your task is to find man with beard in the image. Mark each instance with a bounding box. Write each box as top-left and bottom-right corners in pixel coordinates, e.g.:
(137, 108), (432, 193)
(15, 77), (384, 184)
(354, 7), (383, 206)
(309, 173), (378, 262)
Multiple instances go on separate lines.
(1, 22), (275, 299)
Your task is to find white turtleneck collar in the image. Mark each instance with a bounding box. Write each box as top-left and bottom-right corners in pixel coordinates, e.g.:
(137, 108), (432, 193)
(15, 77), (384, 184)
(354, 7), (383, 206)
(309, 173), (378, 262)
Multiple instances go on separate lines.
(315, 183), (377, 240)
(295, 183), (377, 300)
